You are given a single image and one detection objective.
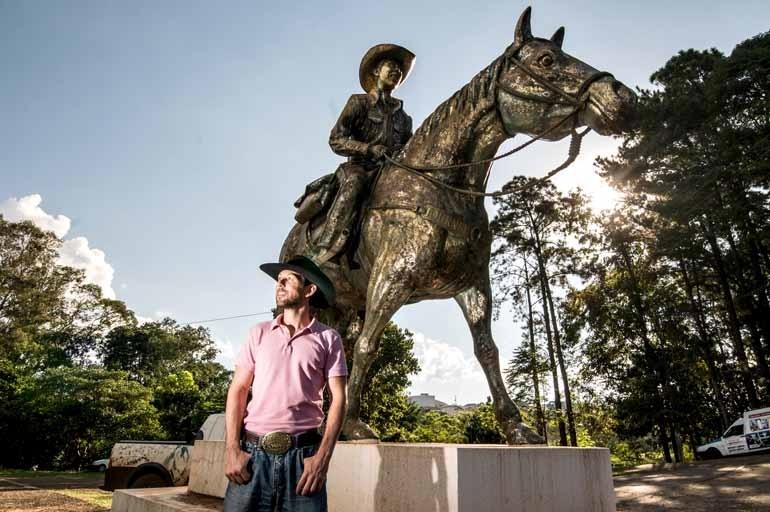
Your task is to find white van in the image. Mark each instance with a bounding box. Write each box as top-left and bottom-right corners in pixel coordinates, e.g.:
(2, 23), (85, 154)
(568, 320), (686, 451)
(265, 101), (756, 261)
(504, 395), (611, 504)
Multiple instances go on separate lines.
(696, 407), (770, 459)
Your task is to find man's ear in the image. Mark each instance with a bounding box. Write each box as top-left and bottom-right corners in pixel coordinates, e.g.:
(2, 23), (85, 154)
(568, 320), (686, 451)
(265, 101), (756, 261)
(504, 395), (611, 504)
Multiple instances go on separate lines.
(304, 283), (318, 301)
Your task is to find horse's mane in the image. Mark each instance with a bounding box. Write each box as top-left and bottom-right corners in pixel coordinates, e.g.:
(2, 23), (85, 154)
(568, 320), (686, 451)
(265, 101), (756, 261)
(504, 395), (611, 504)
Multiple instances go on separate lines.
(408, 55), (505, 148)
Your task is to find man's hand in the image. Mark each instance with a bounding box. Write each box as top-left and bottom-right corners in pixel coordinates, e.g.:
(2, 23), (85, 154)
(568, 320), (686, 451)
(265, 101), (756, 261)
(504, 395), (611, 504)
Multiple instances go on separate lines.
(368, 144), (390, 160)
(225, 449), (252, 485)
(296, 452), (328, 496)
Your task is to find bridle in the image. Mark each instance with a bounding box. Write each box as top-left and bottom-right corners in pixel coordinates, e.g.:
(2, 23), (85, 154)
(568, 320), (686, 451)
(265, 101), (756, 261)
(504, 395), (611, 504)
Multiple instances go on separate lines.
(382, 43), (615, 198)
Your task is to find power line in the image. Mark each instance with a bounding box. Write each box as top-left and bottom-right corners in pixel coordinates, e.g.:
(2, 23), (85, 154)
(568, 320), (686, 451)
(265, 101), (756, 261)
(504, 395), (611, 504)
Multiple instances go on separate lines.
(183, 311), (273, 326)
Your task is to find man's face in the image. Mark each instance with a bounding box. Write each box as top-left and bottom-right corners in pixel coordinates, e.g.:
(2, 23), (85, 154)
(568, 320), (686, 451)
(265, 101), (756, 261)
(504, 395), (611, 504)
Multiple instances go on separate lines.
(375, 59), (402, 91)
(275, 270), (314, 308)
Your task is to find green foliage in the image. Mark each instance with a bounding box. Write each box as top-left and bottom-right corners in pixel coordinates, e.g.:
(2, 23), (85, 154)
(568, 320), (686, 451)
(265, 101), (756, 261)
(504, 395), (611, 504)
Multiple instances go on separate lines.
(6, 367), (162, 469)
(462, 403), (505, 444)
(358, 324), (421, 440)
(0, 217), (230, 469)
(402, 411), (466, 443)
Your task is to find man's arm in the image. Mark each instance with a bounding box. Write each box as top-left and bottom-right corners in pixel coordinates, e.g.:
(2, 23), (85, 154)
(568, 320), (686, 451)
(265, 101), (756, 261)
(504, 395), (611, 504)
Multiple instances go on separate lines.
(296, 376), (347, 496)
(224, 365), (254, 485)
(329, 95), (372, 158)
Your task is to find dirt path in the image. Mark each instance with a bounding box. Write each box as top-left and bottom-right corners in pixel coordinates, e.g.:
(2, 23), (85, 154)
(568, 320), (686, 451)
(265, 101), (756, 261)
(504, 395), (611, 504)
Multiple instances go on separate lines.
(615, 453), (770, 511)
(0, 474), (109, 512)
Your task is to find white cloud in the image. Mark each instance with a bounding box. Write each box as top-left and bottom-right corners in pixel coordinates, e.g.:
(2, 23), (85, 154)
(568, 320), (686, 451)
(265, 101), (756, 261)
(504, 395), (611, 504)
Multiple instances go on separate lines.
(1, 194), (116, 299)
(135, 311), (174, 325)
(411, 332), (485, 384)
(0, 194), (71, 238)
(214, 337), (239, 370)
(58, 237), (116, 299)
(406, 332), (490, 404)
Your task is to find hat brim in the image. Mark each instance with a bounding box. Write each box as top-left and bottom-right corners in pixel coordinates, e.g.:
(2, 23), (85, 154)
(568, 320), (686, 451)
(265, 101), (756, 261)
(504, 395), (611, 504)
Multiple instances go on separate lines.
(259, 261), (333, 309)
(359, 44), (416, 93)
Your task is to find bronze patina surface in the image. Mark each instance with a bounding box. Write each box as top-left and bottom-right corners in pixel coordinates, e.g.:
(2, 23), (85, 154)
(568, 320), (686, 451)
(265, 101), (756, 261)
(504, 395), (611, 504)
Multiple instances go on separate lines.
(281, 7), (637, 444)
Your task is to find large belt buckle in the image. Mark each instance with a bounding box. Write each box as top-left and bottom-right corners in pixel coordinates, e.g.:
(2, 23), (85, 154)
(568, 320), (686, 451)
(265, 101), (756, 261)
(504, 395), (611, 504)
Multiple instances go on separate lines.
(261, 431), (292, 455)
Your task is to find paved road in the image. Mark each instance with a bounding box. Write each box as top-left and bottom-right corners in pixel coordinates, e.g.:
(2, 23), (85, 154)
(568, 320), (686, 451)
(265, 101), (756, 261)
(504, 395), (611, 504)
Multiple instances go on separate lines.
(615, 453), (770, 511)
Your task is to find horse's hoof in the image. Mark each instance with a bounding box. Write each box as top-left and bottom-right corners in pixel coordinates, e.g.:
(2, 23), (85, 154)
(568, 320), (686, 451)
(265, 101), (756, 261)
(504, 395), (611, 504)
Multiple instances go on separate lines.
(505, 421), (545, 445)
(341, 419), (380, 442)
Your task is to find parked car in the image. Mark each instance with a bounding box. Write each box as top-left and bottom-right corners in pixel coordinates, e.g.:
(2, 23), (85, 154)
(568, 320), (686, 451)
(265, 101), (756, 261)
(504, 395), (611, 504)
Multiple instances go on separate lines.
(88, 458), (109, 472)
(696, 407), (770, 459)
(103, 413), (225, 490)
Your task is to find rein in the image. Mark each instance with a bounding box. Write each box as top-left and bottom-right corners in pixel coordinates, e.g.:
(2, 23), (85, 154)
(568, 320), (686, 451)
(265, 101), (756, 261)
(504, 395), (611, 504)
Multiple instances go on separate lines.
(382, 49), (613, 198)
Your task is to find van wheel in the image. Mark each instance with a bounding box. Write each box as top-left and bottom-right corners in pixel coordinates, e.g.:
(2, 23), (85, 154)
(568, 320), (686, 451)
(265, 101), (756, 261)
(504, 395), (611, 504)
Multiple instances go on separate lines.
(129, 472), (169, 488)
(705, 448), (722, 460)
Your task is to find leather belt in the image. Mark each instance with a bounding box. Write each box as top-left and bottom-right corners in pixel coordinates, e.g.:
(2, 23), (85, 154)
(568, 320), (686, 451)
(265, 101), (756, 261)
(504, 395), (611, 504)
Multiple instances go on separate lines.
(243, 429), (322, 455)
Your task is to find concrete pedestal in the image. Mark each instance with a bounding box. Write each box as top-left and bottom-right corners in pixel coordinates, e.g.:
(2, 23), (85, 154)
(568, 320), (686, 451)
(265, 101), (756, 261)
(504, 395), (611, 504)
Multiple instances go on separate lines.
(114, 441), (616, 512)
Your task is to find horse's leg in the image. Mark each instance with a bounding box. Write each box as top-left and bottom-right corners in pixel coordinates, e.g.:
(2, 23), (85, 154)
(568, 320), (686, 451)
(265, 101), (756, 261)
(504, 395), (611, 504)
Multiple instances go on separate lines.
(342, 253), (413, 441)
(455, 273), (545, 445)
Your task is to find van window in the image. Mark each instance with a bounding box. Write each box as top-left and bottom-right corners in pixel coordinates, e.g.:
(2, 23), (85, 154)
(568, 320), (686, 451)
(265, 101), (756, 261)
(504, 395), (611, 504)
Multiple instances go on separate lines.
(724, 424), (744, 437)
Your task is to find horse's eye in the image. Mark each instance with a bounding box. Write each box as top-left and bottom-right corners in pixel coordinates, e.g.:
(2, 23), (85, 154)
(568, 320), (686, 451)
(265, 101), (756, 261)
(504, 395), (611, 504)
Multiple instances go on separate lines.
(539, 54), (554, 67)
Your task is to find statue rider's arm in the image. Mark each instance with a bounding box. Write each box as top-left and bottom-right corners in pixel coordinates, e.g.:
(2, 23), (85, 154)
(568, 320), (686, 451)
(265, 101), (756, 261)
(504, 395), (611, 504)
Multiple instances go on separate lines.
(329, 95), (371, 158)
(402, 114), (413, 144)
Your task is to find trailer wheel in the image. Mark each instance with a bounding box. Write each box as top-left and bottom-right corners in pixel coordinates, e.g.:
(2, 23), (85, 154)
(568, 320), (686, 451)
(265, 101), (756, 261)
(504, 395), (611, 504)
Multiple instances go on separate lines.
(129, 471), (170, 488)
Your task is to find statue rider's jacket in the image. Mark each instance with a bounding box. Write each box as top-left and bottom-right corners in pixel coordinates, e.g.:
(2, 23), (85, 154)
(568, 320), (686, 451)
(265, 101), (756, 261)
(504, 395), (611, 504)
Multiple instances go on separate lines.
(328, 92), (413, 170)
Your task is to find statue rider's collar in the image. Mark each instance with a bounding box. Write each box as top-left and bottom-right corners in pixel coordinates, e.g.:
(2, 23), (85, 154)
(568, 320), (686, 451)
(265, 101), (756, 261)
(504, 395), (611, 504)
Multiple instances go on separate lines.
(368, 89), (402, 113)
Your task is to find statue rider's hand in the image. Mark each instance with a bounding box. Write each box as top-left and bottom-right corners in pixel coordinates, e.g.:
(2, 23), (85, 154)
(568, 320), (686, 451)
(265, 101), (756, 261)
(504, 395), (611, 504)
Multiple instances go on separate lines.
(368, 144), (390, 160)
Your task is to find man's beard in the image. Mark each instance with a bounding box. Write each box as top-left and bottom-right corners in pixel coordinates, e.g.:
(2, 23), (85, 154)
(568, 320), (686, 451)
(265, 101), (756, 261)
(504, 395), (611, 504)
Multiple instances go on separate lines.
(276, 294), (303, 309)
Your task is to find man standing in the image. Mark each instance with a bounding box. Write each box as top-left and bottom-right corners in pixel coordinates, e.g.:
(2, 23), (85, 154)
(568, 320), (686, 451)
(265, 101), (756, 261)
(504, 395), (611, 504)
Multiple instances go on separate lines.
(224, 256), (347, 512)
(314, 43), (415, 262)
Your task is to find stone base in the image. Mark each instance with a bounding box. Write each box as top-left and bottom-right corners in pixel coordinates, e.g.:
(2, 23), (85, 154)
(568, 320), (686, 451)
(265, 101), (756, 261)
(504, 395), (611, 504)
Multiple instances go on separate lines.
(115, 441), (616, 512)
(327, 443), (615, 512)
(111, 487), (222, 512)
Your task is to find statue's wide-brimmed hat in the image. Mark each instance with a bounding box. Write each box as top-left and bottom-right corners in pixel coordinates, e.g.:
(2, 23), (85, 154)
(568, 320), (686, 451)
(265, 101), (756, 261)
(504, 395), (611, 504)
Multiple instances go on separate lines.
(359, 43), (416, 93)
(259, 255), (336, 309)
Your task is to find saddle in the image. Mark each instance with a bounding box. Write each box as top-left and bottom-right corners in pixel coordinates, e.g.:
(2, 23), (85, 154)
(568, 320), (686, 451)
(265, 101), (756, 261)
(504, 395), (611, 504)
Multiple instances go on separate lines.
(294, 173), (338, 224)
(294, 166), (374, 268)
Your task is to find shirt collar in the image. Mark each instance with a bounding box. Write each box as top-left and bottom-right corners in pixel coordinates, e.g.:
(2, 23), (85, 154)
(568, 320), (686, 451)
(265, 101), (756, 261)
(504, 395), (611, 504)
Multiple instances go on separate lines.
(270, 314), (319, 335)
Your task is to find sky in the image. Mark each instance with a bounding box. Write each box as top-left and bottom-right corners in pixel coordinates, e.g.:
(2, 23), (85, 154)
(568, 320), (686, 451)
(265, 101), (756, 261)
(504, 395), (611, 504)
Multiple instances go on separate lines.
(1, 0), (768, 404)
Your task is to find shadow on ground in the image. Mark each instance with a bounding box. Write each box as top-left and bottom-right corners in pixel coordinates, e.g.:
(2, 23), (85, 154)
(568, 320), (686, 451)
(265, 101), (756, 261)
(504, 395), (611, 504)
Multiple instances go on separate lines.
(615, 453), (770, 511)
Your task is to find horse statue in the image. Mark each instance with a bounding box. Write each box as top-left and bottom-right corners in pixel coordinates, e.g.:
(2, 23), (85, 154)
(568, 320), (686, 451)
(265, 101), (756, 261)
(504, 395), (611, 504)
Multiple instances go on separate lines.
(281, 7), (637, 444)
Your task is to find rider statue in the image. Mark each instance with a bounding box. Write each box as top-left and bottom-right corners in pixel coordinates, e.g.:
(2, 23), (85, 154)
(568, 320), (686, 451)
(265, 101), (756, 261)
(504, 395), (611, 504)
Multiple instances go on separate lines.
(295, 44), (415, 264)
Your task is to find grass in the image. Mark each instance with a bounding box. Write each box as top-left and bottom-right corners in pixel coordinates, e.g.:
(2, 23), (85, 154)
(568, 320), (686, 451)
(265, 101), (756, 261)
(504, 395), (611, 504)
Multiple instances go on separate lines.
(0, 468), (100, 479)
(56, 488), (113, 509)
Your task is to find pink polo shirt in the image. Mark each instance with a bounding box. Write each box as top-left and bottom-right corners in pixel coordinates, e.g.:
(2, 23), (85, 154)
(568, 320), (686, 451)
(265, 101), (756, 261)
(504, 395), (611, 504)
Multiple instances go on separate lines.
(235, 315), (348, 435)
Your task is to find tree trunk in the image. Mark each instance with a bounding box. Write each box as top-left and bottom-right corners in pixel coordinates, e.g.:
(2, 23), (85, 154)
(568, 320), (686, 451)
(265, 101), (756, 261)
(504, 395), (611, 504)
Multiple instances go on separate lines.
(679, 258), (729, 429)
(701, 217), (760, 407)
(658, 418), (672, 464)
(523, 260), (547, 440)
(544, 282), (578, 446)
(527, 240), (567, 445)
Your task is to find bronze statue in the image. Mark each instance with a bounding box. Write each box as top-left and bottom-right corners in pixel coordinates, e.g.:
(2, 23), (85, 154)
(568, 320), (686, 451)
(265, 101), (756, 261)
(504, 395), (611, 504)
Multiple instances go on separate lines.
(282, 7), (637, 444)
(295, 44), (415, 265)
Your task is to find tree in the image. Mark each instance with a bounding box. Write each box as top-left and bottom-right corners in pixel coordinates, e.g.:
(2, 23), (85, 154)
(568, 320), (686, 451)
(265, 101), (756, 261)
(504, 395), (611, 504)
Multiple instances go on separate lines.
(491, 178), (592, 446)
(5, 367), (162, 469)
(358, 323), (421, 440)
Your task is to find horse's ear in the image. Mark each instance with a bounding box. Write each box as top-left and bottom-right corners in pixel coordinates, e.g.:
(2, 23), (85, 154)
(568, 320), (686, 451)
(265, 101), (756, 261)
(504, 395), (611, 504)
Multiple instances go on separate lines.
(514, 6), (533, 47)
(551, 26), (565, 48)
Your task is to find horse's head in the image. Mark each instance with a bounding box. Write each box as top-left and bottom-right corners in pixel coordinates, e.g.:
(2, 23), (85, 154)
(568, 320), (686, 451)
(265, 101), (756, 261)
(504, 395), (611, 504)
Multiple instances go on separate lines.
(496, 7), (637, 140)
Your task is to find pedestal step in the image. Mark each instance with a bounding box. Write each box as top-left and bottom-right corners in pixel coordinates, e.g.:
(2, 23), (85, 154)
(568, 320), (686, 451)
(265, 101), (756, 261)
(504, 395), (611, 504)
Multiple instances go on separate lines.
(112, 487), (222, 512)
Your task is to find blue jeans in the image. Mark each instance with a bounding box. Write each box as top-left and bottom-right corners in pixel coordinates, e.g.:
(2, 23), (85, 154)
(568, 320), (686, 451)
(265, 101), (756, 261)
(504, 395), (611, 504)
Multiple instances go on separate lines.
(223, 440), (327, 512)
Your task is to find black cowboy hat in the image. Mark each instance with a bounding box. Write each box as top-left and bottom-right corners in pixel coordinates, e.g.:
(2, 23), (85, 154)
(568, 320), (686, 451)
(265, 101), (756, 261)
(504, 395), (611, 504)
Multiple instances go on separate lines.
(259, 255), (336, 309)
(359, 43), (416, 94)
